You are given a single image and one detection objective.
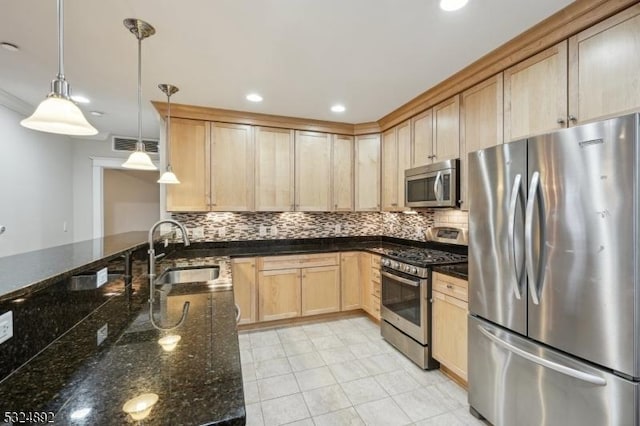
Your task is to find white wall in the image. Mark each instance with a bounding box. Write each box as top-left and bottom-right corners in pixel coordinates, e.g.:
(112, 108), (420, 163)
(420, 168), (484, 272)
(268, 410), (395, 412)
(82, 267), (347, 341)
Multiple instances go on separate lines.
(103, 169), (160, 236)
(71, 138), (129, 241)
(0, 105), (75, 257)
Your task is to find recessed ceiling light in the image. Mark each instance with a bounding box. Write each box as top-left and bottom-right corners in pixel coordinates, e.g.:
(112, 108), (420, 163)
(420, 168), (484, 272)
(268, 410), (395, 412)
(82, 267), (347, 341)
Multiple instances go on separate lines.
(440, 0), (468, 11)
(331, 104), (346, 113)
(0, 42), (19, 52)
(71, 95), (90, 104)
(246, 93), (263, 102)
(90, 111), (104, 117)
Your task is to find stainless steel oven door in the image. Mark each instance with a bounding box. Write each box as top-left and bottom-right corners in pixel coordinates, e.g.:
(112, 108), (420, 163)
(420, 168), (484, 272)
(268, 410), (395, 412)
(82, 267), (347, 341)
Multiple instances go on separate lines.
(380, 267), (428, 344)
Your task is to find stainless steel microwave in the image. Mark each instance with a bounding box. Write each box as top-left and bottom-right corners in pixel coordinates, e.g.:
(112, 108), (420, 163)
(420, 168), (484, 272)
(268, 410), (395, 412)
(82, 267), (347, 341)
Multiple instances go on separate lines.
(405, 159), (459, 208)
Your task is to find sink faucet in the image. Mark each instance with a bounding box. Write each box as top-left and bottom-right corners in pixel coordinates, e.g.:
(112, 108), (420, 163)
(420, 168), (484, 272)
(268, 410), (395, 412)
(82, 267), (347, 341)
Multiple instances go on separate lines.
(147, 219), (191, 331)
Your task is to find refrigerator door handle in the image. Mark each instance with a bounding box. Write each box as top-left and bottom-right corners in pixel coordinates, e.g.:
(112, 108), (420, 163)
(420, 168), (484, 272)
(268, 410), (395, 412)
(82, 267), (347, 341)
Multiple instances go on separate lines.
(508, 173), (523, 300)
(477, 325), (607, 386)
(525, 171), (541, 305)
(434, 171), (443, 201)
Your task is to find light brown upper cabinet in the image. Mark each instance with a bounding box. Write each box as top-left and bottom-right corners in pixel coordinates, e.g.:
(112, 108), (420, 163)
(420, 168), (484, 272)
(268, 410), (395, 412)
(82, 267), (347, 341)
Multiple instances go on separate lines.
(459, 73), (504, 210)
(332, 135), (354, 211)
(411, 109), (433, 167)
(432, 95), (461, 162)
(210, 123), (254, 211)
(254, 126), (295, 211)
(166, 118), (209, 212)
(382, 120), (411, 211)
(295, 131), (332, 211)
(354, 134), (381, 211)
(568, 4), (640, 125)
(504, 41), (568, 141)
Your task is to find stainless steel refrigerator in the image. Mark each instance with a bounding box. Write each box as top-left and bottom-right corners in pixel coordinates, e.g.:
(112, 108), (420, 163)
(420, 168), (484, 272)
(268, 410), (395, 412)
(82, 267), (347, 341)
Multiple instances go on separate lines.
(468, 113), (640, 426)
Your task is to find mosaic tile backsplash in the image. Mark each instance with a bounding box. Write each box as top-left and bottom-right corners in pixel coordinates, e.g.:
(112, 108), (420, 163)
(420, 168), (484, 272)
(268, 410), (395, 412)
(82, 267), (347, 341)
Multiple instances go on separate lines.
(172, 210), (469, 243)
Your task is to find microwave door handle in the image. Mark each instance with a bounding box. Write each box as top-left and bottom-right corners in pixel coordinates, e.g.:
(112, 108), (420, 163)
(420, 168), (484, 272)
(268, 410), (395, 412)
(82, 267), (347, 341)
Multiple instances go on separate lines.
(434, 172), (442, 201)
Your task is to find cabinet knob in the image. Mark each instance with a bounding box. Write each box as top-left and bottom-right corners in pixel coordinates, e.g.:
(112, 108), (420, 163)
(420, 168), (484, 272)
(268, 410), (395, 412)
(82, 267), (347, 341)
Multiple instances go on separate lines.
(446, 284), (453, 289)
(391, 203), (398, 206)
(568, 115), (577, 122)
(429, 298), (434, 303)
(557, 118), (566, 124)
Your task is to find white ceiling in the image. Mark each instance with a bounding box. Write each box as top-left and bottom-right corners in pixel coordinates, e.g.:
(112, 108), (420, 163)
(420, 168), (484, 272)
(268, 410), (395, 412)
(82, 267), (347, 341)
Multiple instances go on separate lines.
(0, 0), (574, 140)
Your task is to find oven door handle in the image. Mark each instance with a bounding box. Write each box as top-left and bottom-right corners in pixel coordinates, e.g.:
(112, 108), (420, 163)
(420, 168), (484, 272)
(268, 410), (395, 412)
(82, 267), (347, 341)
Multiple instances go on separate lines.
(381, 271), (419, 287)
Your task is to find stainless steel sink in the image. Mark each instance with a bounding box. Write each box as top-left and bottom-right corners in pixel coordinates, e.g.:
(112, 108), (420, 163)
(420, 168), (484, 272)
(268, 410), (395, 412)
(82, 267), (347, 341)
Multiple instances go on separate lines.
(155, 265), (221, 285)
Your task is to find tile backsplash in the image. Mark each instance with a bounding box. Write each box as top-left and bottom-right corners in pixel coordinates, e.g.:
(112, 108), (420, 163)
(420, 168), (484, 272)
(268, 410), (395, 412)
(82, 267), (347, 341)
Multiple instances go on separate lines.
(172, 210), (469, 243)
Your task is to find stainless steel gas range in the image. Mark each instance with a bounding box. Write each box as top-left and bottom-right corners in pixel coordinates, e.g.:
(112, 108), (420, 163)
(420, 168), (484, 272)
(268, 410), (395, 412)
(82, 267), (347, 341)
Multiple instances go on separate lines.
(380, 227), (467, 369)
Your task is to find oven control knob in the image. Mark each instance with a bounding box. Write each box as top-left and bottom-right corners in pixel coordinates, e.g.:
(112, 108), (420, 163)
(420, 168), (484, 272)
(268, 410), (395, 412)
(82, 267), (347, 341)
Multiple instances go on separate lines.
(404, 265), (411, 272)
(382, 259), (389, 266)
(411, 267), (418, 274)
(391, 261), (399, 269)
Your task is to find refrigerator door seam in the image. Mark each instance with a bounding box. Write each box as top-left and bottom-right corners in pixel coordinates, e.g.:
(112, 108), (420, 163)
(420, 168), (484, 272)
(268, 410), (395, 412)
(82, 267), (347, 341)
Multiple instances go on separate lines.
(477, 324), (607, 386)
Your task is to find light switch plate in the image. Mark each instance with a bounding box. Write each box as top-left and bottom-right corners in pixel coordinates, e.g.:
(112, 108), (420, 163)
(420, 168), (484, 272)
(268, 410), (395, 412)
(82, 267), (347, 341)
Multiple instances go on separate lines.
(334, 224), (341, 233)
(192, 226), (205, 239)
(0, 311), (13, 345)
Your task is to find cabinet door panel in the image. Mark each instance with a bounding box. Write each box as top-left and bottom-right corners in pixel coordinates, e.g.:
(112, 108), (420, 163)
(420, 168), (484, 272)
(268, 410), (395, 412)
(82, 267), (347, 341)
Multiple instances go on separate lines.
(504, 41), (568, 141)
(301, 266), (340, 316)
(411, 109), (434, 167)
(381, 128), (399, 210)
(397, 121), (411, 208)
(355, 134), (381, 211)
(295, 131), (332, 211)
(332, 135), (354, 211)
(341, 252), (360, 311)
(210, 123), (254, 211)
(432, 291), (468, 381)
(569, 5), (640, 124)
(232, 258), (256, 324)
(255, 127), (295, 211)
(433, 95), (460, 162)
(166, 118), (209, 211)
(460, 74), (504, 210)
(258, 269), (301, 321)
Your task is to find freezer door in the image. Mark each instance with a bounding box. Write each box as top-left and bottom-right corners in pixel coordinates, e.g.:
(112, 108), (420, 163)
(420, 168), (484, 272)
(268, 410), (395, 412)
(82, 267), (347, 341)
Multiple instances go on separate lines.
(469, 316), (639, 426)
(468, 141), (527, 335)
(526, 114), (639, 378)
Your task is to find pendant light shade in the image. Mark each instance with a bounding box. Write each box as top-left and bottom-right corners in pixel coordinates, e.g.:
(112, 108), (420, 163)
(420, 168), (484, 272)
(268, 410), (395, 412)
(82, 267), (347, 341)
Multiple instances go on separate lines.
(20, 0), (97, 136)
(157, 84), (180, 184)
(122, 18), (157, 171)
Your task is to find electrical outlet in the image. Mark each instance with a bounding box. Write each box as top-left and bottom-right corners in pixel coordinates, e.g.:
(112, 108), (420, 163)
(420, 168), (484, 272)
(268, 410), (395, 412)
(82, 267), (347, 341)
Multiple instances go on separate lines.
(334, 224), (341, 233)
(270, 225), (278, 236)
(259, 225), (267, 237)
(218, 226), (226, 237)
(0, 311), (13, 345)
(192, 226), (205, 239)
(97, 323), (108, 346)
(96, 267), (108, 288)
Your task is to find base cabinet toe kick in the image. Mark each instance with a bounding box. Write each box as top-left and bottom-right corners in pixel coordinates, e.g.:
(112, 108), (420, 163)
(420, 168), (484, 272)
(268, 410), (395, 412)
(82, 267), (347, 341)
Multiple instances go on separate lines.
(468, 316), (639, 426)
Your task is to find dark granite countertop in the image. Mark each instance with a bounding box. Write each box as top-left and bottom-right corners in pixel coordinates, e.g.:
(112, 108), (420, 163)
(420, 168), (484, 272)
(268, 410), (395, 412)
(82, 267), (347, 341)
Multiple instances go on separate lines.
(433, 263), (469, 280)
(0, 231), (148, 301)
(0, 257), (245, 425)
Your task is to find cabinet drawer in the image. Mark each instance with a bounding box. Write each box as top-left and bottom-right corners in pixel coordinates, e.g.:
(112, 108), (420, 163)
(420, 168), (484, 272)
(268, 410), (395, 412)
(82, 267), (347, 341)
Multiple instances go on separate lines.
(372, 283), (381, 298)
(258, 253), (339, 270)
(371, 268), (381, 283)
(433, 272), (468, 302)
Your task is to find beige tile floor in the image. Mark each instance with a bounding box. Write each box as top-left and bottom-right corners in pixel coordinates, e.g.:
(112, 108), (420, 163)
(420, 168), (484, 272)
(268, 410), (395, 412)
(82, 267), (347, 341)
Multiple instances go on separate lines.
(239, 315), (485, 426)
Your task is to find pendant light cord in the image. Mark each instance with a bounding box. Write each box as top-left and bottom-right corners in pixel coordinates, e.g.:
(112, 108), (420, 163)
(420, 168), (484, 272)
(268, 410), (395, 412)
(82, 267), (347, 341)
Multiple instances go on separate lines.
(57, 0), (65, 80)
(137, 36), (144, 151)
(166, 92), (172, 167)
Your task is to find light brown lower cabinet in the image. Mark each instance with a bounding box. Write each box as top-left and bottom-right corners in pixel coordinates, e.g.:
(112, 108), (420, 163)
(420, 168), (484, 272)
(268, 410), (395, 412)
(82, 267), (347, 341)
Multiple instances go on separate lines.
(341, 252), (361, 310)
(432, 272), (469, 382)
(258, 268), (301, 321)
(231, 257), (257, 324)
(301, 265), (341, 316)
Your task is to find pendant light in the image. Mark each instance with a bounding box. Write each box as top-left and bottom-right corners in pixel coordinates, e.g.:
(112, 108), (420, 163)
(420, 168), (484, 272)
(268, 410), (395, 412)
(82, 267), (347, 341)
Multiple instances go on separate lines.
(157, 84), (180, 184)
(122, 19), (157, 171)
(20, 0), (97, 136)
